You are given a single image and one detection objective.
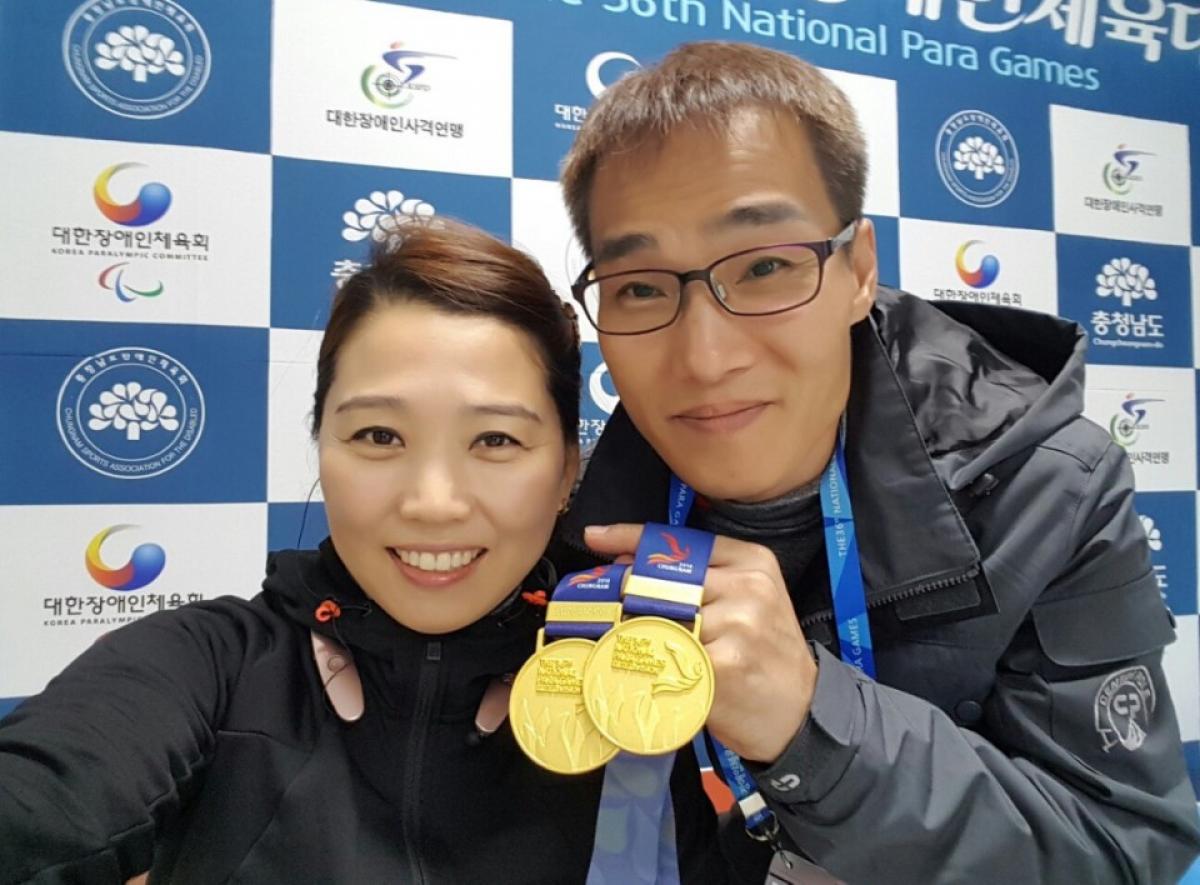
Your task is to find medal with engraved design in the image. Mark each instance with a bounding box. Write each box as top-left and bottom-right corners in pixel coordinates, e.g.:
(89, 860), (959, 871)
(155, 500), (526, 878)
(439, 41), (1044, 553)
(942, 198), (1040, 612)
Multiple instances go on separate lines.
(583, 616), (714, 755)
(510, 632), (619, 775)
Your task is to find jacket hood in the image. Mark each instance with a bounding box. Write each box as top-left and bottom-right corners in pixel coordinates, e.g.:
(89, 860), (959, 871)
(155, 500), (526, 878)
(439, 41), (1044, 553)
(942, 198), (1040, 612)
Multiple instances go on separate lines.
(891, 289), (1087, 490)
(559, 288), (1089, 621)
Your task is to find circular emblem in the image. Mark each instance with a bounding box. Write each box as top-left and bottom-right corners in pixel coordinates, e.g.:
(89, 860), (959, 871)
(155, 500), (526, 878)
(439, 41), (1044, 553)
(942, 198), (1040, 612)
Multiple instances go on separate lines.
(585, 51), (641, 98)
(583, 617), (713, 755)
(63, 0), (210, 120)
(1095, 665), (1156, 752)
(510, 637), (619, 774)
(56, 347), (205, 480)
(935, 110), (1020, 208)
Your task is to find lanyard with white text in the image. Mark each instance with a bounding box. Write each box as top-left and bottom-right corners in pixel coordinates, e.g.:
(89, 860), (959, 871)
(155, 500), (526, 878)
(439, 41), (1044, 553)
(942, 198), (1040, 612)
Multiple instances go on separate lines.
(676, 421), (875, 840)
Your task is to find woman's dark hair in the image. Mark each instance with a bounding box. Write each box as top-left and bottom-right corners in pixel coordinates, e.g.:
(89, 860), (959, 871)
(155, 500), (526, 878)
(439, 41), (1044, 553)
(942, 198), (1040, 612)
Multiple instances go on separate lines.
(311, 219), (582, 446)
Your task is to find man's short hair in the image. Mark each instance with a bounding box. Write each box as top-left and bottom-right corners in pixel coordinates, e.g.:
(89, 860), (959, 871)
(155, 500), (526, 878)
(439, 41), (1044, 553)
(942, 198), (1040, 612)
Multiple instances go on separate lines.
(561, 41), (868, 257)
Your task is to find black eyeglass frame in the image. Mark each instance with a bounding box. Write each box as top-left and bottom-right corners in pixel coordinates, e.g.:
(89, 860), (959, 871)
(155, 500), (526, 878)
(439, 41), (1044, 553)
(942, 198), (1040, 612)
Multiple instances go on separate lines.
(570, 219), (860, 336)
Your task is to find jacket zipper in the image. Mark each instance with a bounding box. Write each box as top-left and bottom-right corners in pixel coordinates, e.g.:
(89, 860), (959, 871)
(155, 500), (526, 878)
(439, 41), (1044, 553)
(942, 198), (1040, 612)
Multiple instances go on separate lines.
(799, 565), (982, 628)
(401, 640), (442, 885)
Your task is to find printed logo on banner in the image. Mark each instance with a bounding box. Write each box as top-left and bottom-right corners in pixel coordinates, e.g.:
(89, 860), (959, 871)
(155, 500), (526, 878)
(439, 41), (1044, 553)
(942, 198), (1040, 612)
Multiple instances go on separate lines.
(97, 263), (165, 303)
(62, 0), (211, 120)
(579, 343), (616, 451)
(271, 0), (511, 177)
(41, 522), (192, 630)
(49, 160), (209, 265)
(327, 41), (464, 137)
(331, 189), (438, 288)
(93, 163), (173, 226)
(56, 347), (205, 480)
(1050, 106), (1190, 246)
(1103, 146), (1156, 196)
(270, 157), (510, 330)
(898, 219), (1054, 313)
(936, 110), (1020, 208)
(1086, 369), (1193, 492)
(955, 240), (1000, 288)
(360, 42), (455, 109)
(0, 132), (271, 328)
(1135, 491), (1197, 617)
(551, 51), (641, 133)
(1109, 393), (1164, 451)
(0, 506), (267, 650)
(1057, 235), (1191, 367)
(85, 525), (166, 591)
(904, 1), (1200, 67)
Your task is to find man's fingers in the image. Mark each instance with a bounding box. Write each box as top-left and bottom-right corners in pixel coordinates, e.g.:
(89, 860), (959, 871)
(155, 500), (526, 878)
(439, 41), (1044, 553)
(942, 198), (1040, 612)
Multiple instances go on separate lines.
(583, 523), (646, 557)
(585, 524), (770, 571)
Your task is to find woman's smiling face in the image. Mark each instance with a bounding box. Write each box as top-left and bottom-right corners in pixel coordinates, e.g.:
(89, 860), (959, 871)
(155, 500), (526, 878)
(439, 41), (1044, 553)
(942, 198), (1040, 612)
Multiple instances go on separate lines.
(318, 301), (577, 634)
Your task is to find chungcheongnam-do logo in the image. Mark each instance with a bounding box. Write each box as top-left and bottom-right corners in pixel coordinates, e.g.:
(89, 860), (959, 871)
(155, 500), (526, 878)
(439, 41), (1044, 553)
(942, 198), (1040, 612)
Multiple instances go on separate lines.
(63, 0), (210, 119)
(56, 347), (205, 479)
(86, 525), (166, 591)
(936, 110), (1020, 208)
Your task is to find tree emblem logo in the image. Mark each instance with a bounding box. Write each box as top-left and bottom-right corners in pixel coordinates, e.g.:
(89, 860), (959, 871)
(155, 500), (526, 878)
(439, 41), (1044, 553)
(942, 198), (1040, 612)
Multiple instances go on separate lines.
(56, 347), (205, 480)
(63, 1), (210, 120)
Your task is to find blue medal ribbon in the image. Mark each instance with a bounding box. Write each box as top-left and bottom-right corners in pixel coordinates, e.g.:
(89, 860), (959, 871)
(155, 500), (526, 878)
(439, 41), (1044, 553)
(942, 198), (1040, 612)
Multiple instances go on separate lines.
(684, 423), (875, 844)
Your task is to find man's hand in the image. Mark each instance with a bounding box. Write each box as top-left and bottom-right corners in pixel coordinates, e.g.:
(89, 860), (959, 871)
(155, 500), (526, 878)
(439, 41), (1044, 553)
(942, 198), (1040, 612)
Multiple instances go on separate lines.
(585, 523), (817, 763)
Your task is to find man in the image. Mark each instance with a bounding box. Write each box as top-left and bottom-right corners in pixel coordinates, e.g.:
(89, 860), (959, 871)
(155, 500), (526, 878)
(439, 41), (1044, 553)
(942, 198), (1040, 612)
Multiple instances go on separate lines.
(553, 41), (1200, 883)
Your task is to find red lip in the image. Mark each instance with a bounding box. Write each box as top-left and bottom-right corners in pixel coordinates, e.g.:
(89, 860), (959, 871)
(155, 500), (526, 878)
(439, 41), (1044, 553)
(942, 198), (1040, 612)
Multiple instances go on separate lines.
(672, 402), (769, 434)
(387, 548), (486, 589)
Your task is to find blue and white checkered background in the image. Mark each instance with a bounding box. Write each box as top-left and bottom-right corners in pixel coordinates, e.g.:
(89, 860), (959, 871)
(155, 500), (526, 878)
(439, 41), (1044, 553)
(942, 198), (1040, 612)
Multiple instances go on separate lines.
(1, 0), (1198, 871)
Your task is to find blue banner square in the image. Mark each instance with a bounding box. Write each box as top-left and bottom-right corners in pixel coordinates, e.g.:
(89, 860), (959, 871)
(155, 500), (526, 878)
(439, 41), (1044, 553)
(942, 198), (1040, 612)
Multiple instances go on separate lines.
(0, 0), (270, 153)
(270, 156), (511, 331)
(1134, 491), (1198, 619)
(0, 319), (267, 504)
(898, 88), (1051, 230)
(1057, 235), (1192, 368)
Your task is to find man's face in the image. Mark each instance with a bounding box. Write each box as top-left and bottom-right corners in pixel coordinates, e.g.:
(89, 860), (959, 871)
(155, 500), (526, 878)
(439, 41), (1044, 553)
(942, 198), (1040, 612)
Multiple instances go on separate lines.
(587, 107), (878, 502)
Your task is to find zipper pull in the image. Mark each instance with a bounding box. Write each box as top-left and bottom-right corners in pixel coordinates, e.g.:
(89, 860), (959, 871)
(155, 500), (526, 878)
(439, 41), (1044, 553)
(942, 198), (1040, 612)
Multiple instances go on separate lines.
(425, 640), (442, 663)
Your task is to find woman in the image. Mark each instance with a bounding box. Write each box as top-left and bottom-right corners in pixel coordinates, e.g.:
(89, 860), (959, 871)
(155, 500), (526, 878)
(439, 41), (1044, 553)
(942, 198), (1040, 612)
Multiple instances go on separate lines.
(0, 222), (727, 883)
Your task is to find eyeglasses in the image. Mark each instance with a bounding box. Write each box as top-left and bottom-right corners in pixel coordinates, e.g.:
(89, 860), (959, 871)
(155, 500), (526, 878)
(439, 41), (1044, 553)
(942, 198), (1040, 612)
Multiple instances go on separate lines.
(571, 220), (859, 336)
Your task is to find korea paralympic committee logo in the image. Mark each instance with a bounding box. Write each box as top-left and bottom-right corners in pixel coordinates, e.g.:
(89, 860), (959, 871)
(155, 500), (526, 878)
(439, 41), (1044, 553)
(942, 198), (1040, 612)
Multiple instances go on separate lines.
(63, 1), (210, 120)
(86, 525), (166, 591)
(57, 347), (205, 479)
(936, 111), (1020, 209)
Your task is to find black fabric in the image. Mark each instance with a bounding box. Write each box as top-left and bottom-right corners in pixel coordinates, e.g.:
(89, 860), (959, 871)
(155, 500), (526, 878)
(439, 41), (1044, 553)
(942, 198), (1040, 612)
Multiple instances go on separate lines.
(0, 541), (730, 884)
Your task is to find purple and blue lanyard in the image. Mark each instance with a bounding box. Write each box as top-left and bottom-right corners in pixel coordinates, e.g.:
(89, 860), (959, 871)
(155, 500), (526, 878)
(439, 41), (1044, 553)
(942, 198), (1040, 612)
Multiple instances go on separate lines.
(584, 428), (875, 883)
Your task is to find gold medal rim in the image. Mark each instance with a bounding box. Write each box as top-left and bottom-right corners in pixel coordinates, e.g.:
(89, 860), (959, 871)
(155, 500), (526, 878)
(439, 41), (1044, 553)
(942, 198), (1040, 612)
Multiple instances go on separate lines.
(582, 616), (714, 755)
(509, 636), (619, 775)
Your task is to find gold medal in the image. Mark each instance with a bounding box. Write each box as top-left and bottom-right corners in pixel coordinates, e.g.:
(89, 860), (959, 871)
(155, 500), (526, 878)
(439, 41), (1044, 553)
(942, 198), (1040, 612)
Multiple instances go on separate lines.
(509, 632), (619, 774)
(582, 616), (714, 755)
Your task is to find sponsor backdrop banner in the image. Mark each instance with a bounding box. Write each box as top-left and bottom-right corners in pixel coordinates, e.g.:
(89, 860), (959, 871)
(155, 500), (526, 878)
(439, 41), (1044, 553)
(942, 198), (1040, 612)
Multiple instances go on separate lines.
(2, 0), (1199, 846)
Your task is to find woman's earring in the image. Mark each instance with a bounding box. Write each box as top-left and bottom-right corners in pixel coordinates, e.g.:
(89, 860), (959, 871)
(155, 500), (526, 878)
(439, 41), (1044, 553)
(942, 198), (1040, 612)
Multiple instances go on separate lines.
(558, 498), (570, 515)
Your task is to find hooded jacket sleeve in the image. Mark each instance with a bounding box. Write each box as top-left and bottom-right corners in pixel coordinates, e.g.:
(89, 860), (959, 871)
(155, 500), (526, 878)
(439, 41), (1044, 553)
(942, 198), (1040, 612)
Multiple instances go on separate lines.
(0, 599), (261, 884)
(751, 440), (1200, 884)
